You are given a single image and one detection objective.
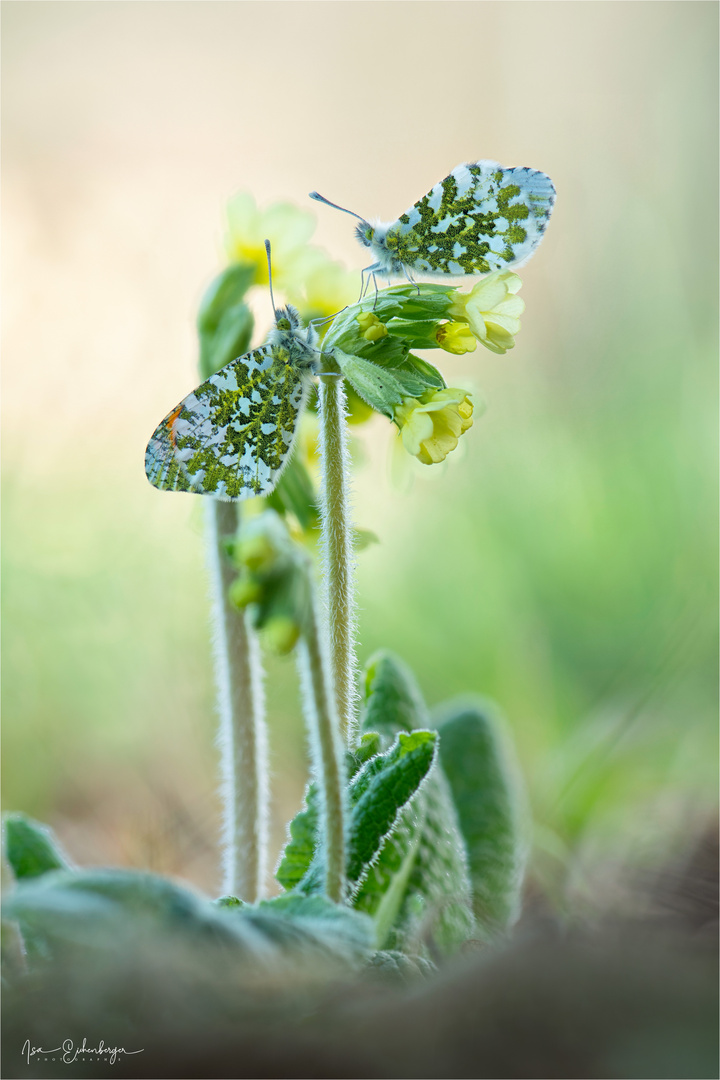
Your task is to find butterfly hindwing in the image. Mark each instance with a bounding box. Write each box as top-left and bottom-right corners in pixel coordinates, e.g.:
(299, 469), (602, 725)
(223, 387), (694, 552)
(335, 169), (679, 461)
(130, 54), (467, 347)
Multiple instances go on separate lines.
(381, 160), (555, 277)
(145, 343), (308, 501)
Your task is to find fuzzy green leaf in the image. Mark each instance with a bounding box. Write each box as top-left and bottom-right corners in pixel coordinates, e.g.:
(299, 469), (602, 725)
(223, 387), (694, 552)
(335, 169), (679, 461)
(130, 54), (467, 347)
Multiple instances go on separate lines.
(3, 868), (269, 965)
(246, 894), (374, 964)
(275, 784), (321, 892)
(346, 729), (438, 889)
(3, 814), (73, 880)
(362, 650), (430, 737)
(354, 653), (475, 954)
(434, 699), (529, 934)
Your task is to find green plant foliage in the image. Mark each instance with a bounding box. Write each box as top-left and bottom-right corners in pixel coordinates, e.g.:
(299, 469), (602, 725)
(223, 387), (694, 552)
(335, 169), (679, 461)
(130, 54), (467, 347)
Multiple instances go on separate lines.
(353, 652), (475, 952)
(197, 262), (255, 379)
(275, 783), (320, 892)
(345, 729), (438, 889)
(3, 867), (374, 973)
(3, 813), (73, 880)
(434, 700), (528, 934)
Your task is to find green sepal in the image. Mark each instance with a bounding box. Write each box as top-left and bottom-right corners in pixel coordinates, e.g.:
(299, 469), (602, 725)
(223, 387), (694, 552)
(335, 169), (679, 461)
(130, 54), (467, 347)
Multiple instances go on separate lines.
(381, 355), (446, 399)
(385, 319), (441, 350)
(331, 349), (407, 418)
(3, 814), (73, 880)
(433, 699), (529, 935)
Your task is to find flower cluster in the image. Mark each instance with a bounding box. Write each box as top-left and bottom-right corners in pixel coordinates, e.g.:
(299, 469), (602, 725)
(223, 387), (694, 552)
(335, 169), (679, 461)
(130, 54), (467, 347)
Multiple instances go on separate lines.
(394, 389), (475, 466)
(222, 194), (530, 471)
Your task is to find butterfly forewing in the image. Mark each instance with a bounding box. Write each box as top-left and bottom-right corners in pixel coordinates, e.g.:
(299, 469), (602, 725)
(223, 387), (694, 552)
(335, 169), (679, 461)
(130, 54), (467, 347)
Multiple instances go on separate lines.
(387, 160), (555, 277)
(145, 344), (308, 501)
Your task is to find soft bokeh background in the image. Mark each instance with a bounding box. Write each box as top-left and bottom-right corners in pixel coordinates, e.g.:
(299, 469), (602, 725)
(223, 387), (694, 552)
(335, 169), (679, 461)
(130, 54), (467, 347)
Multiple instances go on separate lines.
(3, 1), (717, 903)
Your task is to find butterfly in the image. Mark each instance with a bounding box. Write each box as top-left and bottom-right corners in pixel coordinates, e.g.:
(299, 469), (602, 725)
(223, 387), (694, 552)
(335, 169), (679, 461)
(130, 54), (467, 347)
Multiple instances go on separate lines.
(310, 160), (555, 288)
(145, 298), (319, 501)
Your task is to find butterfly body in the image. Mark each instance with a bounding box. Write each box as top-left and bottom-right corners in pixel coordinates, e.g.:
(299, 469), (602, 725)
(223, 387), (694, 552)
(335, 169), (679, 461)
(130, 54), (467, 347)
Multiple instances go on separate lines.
(323, 160), (555, 281)
(145, 305), (319, 501)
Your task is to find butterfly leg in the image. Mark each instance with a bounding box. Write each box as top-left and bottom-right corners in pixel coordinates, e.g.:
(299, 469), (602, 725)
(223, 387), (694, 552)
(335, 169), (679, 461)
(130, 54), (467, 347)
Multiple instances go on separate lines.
(402, 264), (421, 296)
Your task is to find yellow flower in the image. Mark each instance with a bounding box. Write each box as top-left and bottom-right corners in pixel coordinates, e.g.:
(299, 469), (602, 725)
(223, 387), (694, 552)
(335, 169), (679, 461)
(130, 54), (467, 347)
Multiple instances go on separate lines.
(225, 193), (316, 287)
(356, 312), (388, 343)
(394, 388), (474, 465)
(286, 250), (359, 322)
(434, 322), (478, 355)
(448, 271), (525, 354)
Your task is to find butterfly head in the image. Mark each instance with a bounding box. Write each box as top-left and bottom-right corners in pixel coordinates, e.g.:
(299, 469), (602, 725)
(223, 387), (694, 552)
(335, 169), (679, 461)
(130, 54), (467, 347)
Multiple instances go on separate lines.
(269, 304), (319, 359)
(355, 221), (375, 248)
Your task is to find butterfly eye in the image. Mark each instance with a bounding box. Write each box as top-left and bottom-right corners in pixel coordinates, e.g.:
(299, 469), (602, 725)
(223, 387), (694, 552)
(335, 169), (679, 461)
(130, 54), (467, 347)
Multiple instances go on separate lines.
(276, 317), (291, 331)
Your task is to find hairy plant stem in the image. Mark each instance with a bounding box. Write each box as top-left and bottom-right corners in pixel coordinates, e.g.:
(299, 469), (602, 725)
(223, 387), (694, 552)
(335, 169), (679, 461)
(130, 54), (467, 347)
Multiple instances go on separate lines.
(208, 499), (268, 902)
(298, 593), (347, 903)
(317, 368), (358, 749)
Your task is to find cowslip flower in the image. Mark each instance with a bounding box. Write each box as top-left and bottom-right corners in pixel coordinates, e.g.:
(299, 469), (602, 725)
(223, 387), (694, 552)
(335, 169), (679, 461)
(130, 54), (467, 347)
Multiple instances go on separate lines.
(286, 249), (359, 322)
(394, 388), (474, 465)
(434, 321), (478, 355)
(225, 193), (316, 287)
(448, 271), (524, 354)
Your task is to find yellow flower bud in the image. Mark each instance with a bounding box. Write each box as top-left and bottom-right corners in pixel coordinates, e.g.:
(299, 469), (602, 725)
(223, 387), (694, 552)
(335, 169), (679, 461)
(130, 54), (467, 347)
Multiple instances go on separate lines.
(394, 388), (474, 466)
(228, 575), (263, 609)
(448, 270), (525, 355)
(356, 312), (388, 342)
(435, 322), (478, 355)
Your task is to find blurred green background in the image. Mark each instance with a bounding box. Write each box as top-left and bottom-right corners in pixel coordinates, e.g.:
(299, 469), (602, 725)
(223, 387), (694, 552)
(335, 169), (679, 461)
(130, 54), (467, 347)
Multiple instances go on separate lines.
(3, 2), (717, 901)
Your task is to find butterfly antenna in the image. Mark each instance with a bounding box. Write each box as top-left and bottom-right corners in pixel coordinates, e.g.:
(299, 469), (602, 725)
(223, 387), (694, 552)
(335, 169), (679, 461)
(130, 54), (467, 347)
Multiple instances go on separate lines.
(264, 239), (278, 317)
(309, 191), (365, 222)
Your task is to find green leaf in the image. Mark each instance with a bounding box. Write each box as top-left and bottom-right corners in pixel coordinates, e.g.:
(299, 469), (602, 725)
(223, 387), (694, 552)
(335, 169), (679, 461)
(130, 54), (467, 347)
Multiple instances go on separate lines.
(361, 649), (430, 737)
(245, 894), (374, 964)
(331, 349), (406, 418)
(276, 783), (320, 892)
(276, 734), (384, 894)
(3, 814), (72, 880)
(354, 653), (474, 954)
(365, 948), (436, 984)
(199, 302), (255, 379)
(346, 729), (438, 889)
(353, 527), (379, 552)
(3, 868), (268, 965)
(266, 453), (319, 533)
(434, 699), (529, 935)
(197, 262), (255, 336)
(197, 262), (257, 378)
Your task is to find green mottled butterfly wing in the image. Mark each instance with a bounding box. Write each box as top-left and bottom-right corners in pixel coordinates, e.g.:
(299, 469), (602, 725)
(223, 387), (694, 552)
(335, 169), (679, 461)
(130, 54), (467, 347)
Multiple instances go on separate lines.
(384, 160), (555, 277)
(145, 344), (309, 501)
